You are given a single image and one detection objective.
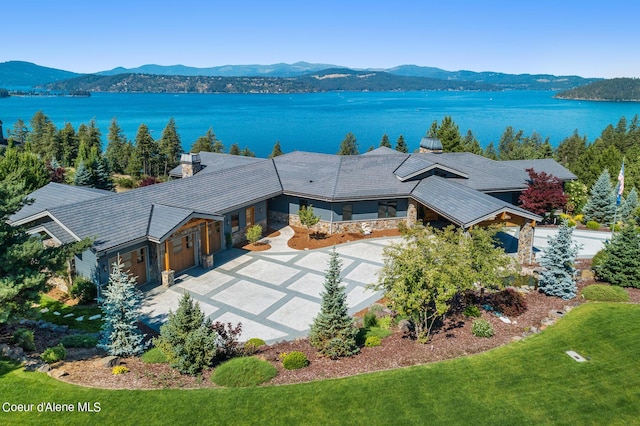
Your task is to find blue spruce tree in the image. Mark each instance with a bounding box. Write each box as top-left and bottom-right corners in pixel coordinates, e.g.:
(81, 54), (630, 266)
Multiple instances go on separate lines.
(309, 249), (359, 358)
(74, 160), (93, 187)
(98, 258), (146, 356)
(582, 169), (616, 224)
(620, 187), (638, 223)
(598, 222), (640, 288)
(538, 221), (579, 299)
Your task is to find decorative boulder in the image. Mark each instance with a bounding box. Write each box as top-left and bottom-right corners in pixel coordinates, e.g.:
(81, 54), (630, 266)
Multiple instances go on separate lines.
(398, 319), (414, 337)
(94, 356), (120, 368)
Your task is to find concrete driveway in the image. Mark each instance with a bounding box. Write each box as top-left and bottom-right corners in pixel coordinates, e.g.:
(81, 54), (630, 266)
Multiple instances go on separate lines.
(533, 227), (611, 259)
(140, 227), (401, 343)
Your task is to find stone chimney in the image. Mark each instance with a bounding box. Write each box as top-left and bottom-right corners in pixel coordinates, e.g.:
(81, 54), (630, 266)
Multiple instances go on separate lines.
(419, 137), (443, 154)
(180, 153), (202, 178)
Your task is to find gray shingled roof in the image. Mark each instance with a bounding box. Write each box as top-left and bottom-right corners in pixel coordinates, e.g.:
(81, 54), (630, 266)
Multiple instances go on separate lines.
(502, 159), (577, 181)
(9, 183), (112, 224)
(169, 152), (264, 177)
(147, 204), (194, 241)
(411, 176), (541, 228)
(35, 220), (77, 244)
(46, 159), (282, 253)
(393, 155), (469, 181)
(273, 152), (342, 200)
(362, 146), (406, 156)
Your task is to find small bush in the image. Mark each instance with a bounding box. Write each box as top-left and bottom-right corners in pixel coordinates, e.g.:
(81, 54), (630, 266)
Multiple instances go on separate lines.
(567, 219), (577, 227)
(211, 356), (277, 387)
(363, 311), (378, 328)
(281, 351), (309, 370)
(12, 328), (35, 351)
(558, 213), (571, 221)
(41, 344), (66, 363)
(112, 365), (129, 375)
(377, 316), (393, 330)
(574, 214), (584, 223)
(364, 336), (382, 347)
(463, 306), (481, 318)
(487, 288), (527, 317)
(472, 319), (494, 338)
(115, 177), (135, 189)
(586, 220), (600, 230)
(141, 347), (168, 364)
(243, 338), (266, 355)
(582, 284), (630, 302)
(611, 223), (622, 232)
(60, 334), (98, 348)
(211, 321), (243, 361)
(69, 277), (97, 305)
(246, 224), (263, 245)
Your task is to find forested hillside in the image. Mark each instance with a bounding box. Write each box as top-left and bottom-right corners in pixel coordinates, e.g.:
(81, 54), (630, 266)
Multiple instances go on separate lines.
(555, 78), (640, 101)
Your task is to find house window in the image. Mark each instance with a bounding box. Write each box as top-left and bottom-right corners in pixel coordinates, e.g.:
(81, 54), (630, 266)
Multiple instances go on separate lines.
(343, 204), (353, 221)
(246, 207), (255, 226)
(231, 213), (240, 232)
(378, 201), (397, 219)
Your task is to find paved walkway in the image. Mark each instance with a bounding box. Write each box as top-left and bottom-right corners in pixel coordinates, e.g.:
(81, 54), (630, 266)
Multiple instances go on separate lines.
(140, 228), (401, 343)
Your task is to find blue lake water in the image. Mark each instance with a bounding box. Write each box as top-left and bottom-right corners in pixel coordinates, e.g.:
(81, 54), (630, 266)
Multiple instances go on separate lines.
(1, 91), (639, 157)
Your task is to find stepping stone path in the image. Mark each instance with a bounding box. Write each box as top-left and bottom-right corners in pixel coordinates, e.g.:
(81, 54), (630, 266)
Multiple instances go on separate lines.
(53, 311), (61, 316)
(75, 316), (84, 322)
(40, 308), (49, 313)
(63, 313), (74, 318)
(88, 314), (101, 321)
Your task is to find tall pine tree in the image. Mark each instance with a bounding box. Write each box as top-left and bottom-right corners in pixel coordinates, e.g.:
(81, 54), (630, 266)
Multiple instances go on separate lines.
(395, 134), (408, 153)
(337, 132), (359, 155)
(582, 169), (616, 224)
(379, 134), (391, 148)
(538, 221), (579, 299)
(620, 187), (638, 222)
(105, 118), (129, 174)
(268, 140), (284, 158)
(158, 117), (182, 176)
(309, 250), (359, 358)
(98, 258), (146, 356)
(598, 222), (640, 288)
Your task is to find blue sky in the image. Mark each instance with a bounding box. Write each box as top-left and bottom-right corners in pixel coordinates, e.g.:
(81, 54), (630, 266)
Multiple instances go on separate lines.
(3, 0), (639, 78)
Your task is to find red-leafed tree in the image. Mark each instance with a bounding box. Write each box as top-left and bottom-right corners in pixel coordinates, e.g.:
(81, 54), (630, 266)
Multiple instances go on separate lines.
(519, 168), (567, 217)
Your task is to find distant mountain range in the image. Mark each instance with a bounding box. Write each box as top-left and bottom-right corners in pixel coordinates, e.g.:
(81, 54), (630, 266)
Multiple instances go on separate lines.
(0, 60), (602, 92)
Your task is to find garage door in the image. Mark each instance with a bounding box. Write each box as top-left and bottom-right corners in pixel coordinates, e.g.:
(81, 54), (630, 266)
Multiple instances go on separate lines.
(169, 234), (195, 273)
(108, 248), (148, 285)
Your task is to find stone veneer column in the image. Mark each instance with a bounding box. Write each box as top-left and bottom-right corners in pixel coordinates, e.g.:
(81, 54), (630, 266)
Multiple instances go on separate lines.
(407, 200), (418, 227)
(162, 270), (175, 287)
(517, 222), (535, 265)
(201, 254), (214, 269)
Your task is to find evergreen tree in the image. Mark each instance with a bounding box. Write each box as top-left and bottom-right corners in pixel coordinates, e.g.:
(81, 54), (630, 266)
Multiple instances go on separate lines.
(620, 187), (638, 222)
(483, 142), (498, 160)
(105, 118), (129, 174)
(0, 176), (91, 323)
(309, 249), (359, 358)
(395, 134), (408, 153)
(98, 258), (146, 356)
(268, 140), (284, 158)
(379, 134), (391, 148)
(241, 147), (256, 157)
(436, 116), (463, 152)
(74, 161), (93, 187)
(28, 111), (57, 160)
(462, 130), (483, 154)
(538, 221), (579, 299)
(94, 157), (114, 191)
(0, 145), (50, 192)
(190, 127), (219, 153)
(598, 222), (640, 288)
(298, 204), (320, 240)
(337, 132), (359, 155)
(582, 169), (617, 224)
(158, 117), (182, 176)
(7, 118), (29, 145)
(125, 145), (143, 177)
(154, 292), (217, 374)
(555, 130), (587, 170)
(58, 122), (79, 167)
(134, 123), (159, 176)
(229, 143), (241, 155)
(77, 119), (102, 156)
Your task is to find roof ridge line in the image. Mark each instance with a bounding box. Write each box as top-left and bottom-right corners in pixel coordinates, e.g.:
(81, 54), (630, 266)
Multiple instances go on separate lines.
(146, 204), (155, 237)
(330, 155), (344, 200)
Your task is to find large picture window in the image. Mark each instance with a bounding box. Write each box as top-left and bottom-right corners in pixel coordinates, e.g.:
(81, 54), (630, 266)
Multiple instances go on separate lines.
(378, 201), (397, 219)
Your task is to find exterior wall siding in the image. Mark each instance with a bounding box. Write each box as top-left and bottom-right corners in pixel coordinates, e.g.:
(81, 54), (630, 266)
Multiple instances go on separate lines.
(223, 200), (268, 245)
(74, 249), (100, 284)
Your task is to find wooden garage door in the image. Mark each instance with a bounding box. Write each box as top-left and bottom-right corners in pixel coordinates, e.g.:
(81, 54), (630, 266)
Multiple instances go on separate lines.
(169, 234), (195, 273)
(200, 221), (222, 254)
(108, 248), (147, 285)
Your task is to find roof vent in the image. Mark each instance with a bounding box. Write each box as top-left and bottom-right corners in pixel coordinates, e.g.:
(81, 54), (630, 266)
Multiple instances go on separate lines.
(419, 137), (443, 154)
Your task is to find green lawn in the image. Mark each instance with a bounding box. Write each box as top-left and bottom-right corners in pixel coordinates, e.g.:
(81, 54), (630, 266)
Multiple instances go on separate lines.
(37, 295), (103, 333)
(1, 303), (639, 425)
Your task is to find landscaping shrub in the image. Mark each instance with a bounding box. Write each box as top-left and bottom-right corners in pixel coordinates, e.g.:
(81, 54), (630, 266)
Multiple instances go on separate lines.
(12, 328), (35, 351)
(574, 214), (584, 223)
(586, 220), (600, 230)
(364, 336), (382, 347)
(581, 284), (630, 302)
(243, 338), (266, 355)
(487, 288), (527, 317)
(115, 177), (135, 189)
(281, 351), (309, 370)
(463, 306), (481, 318)
(211, 321), (243, 361)
(141, 347), (168, 364)
(69, 277), (97, 305)
(41, 344), (66, 363)
(377, 316), (393, 330)
(363, 311), (378, 328)
(567, 219), (577, 228)
(211, 356), (277, 387)
(245, 224), (263, 245)
(112, 365), (129, 375)
(60, 334), (98, 348)
(472, 319), (494, 338)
